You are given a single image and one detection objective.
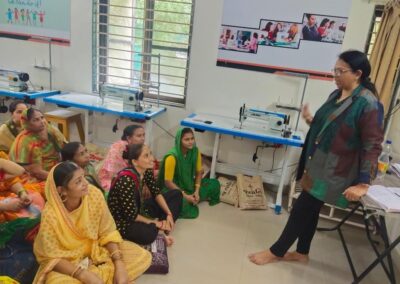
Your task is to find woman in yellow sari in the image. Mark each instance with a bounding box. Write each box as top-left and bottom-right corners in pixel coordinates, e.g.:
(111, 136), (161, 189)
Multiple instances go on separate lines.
(33, 161), (151, 283)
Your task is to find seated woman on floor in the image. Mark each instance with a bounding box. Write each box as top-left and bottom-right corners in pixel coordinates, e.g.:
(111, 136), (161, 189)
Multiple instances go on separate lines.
(0, 100), (27, 153)
(33, 161), (151, 284)
(9, 108), (66, 186)
(108, 144), (182, 246)
(159, 128), (220, 219)
(99, 124), (145, 191)
(61, 142), (104, 193)
(0, 158), (45, 245)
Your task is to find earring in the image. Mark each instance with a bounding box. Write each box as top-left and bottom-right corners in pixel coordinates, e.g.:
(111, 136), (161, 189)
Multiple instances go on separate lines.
(60, 193), (67, 203)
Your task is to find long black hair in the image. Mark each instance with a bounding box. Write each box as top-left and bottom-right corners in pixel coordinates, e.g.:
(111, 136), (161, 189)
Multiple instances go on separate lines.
(26, 107), (43, 121)
(338, 50), (378, 98)
(122, 143), (145, 165)
(9, 100), (27, 114)
(54, 161), (80, 188)
(121, 125), (144, 141)
(61, 142), (81, 162)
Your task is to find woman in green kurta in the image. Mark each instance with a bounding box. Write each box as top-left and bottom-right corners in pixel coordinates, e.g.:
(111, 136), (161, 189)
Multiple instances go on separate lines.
(159, 128), (220, 219)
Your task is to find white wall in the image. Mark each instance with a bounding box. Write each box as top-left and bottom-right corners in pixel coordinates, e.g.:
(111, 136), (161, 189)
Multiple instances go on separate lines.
(0, 0), (377, 166)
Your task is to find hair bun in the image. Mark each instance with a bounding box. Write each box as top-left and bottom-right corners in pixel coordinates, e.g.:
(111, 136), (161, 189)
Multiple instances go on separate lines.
(122, 150), (129, 160)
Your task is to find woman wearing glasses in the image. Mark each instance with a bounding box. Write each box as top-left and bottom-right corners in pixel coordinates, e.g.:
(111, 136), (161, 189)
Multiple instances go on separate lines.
(249, 50), (384, 265)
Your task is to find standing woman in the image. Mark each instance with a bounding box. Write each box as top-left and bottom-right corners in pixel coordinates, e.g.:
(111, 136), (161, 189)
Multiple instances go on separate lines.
(249, 50), (384, 264)
(108, 144), (182, 246)
(9, 108), (66, 183)
(0, 100), (27, 153)
(98, 125), (145, 191)
(33, 162), (151, 283)
(159, 128), (220, 219)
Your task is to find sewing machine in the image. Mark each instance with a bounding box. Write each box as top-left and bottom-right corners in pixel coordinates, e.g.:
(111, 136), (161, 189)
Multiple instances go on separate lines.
(0, 68), (29, 92)
(239, 104), (291, 136)
(99, 84), (144, 112)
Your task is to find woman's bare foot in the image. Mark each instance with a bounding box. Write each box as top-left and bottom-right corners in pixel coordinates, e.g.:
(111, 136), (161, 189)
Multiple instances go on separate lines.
(164, 235), (174, 247)
(283, 251), (309, 263)
(248, 250), (280, 265)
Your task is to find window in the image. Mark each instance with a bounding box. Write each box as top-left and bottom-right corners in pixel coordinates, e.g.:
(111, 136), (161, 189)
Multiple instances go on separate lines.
(93, 0), (194, 106)
(365, 5), (384, 58)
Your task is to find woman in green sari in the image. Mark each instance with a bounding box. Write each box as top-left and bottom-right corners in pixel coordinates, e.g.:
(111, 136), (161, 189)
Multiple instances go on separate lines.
(159, 128), (220, 219)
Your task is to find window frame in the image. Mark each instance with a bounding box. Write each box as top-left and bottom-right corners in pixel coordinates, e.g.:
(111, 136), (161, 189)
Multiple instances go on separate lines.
(92, 0), (195, 107)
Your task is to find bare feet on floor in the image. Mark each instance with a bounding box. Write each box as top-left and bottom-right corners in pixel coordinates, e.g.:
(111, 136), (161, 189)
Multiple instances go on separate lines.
(164, 235), (174, 247)
(248, 250), (280, 265)
(283, 251), (309, 263)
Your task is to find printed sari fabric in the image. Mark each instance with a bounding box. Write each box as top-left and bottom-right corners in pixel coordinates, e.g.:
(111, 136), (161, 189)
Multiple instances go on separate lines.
(9, 108), (66, 176)
(159, 128), (220, 219)
(0, 120), (21, 153)
(0, 176), (45, 224)
(98, 140), (129, 191)
(0, 173), (45, 247)
(33, 166), (151, 283)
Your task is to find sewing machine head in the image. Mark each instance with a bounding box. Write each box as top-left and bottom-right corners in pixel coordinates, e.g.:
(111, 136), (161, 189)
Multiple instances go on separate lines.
(99, 84), (144, 112)
(239, 104), (291, 135)
(0, 69), (29, 92)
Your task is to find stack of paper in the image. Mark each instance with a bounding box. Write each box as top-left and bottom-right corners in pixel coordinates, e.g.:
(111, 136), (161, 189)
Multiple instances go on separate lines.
(365, 185), (400, 213)
(390, 163), (400, 178)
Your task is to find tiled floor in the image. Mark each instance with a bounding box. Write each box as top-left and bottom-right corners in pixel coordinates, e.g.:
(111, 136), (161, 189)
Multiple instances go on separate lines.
(137, 202), (399, 284)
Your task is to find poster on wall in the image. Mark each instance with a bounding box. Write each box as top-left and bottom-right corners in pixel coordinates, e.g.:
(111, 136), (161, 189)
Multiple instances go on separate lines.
(0, 0), (70, 45)
(217, 0), (352, 79)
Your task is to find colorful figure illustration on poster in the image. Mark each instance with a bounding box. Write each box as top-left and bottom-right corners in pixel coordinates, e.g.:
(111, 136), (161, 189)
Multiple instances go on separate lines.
(13, 8), (19, 24)
(6, 8), (12, 24)
(32, 10), (37, 25)
(26, 9), (32, 25)
(38, 11), (45, 26)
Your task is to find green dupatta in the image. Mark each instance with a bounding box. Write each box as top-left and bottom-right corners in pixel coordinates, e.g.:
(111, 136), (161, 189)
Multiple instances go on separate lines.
(159, 128), (198, 194)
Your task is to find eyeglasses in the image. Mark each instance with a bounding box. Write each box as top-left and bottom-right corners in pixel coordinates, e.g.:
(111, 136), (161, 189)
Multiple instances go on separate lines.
(332, 68), (351, 76)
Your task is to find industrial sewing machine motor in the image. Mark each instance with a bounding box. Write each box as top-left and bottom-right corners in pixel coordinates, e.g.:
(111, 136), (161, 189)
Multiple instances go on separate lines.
(239, 104), (292, 137)
(0, 68), (29, 92)
(99, 84), (144, 112)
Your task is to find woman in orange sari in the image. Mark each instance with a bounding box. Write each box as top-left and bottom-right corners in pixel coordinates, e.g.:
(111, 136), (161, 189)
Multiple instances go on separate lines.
(0, 157), (45, 246)
(0, 157), (44, 222)
(33, 162), (151, 283)
(9, 108), (66, 185)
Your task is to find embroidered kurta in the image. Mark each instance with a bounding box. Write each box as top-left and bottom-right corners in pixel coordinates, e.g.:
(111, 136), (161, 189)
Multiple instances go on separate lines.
(108, 167), (161, 236)
(298, 87), (384, 208)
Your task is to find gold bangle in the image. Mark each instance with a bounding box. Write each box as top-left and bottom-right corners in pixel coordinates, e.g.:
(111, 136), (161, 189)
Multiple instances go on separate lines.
(17, 188), (26, 198)
(74, 267), (84, 278)
(70, 266), (80, 278)
(110, 250), (122, 261)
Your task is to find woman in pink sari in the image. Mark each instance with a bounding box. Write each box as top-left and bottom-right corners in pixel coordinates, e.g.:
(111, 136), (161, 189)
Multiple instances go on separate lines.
(98, 125), (145, 191)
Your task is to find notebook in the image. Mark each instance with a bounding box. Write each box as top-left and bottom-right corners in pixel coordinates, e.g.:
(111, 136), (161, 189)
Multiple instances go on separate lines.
(365, 185), (400, 213)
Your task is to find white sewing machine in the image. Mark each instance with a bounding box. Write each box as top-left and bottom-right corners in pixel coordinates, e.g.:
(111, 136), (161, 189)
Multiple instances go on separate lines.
(99, 84), (145, 112)
(0, 68), (30, 92)
(239, 104), (291, 136)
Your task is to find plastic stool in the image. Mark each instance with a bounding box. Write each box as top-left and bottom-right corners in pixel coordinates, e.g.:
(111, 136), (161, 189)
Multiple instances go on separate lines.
(45, 109), (84, 143)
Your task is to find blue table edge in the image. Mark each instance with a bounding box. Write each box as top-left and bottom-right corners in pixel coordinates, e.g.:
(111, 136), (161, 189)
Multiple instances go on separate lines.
(181, 113), (304, 147)
(44, 95), (166, 120)
(0, 90), (60, 99)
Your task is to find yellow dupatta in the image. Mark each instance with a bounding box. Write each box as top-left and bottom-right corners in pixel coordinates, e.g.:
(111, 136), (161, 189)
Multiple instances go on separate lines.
(33, 166), (123, 283)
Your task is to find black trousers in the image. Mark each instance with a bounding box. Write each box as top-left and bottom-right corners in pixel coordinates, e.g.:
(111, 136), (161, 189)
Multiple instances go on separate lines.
(123, 190), (182, 245)
(270, 191), (324, 257)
